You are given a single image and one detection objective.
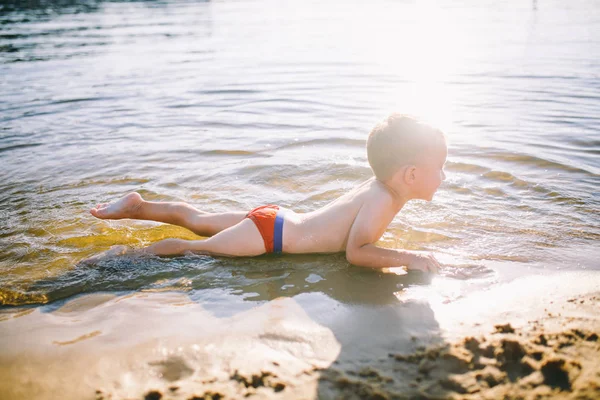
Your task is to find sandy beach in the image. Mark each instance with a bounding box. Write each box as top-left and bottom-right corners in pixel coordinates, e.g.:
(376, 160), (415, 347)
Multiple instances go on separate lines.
(1, 270), (598, 400)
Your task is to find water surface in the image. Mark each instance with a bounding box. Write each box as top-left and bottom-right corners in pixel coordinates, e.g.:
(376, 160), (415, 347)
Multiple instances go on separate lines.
(1, 0), (599, 309)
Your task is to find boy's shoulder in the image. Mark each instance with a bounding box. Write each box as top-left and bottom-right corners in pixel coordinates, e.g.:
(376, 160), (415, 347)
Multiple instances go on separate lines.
(358, 179), (398, 209)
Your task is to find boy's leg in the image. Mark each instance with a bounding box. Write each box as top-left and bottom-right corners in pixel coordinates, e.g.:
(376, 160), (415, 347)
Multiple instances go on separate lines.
(144, 219), (266, 257)
(90, 192), (246, 236)
(84, 218), (266, 262)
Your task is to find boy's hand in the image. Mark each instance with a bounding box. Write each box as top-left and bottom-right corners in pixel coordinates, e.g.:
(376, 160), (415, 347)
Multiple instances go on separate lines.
(406, 251), (441, 273)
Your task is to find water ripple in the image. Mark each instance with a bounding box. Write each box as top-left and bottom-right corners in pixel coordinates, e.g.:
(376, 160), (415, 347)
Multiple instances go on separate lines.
(1, 0), (599, 307)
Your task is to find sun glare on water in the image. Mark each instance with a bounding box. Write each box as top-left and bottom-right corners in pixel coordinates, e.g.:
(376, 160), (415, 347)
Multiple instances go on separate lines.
(362, 2), (472, 132)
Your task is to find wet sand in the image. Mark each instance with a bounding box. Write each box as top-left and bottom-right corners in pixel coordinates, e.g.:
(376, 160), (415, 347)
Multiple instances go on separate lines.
(1, 271), (599, 400)
(319, 290), (600, 400)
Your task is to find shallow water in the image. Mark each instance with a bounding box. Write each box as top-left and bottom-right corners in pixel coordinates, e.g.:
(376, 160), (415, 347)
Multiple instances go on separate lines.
(1, 0), (599, 310)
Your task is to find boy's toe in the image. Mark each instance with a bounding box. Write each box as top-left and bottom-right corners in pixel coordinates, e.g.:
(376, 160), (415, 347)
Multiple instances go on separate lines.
(90, 203), (110, 218)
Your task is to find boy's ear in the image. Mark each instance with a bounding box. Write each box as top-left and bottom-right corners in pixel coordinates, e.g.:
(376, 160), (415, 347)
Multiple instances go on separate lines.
(403, 165), (417, 185)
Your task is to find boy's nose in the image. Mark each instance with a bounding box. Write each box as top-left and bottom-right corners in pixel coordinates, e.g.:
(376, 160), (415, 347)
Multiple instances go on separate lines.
(441, 170), (447, 181)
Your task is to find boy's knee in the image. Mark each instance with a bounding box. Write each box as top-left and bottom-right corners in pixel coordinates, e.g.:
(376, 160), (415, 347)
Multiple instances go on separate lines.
(190, 214), (219, 236)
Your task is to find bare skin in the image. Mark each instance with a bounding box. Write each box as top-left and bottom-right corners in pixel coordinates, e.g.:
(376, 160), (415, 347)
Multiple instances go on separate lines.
(89, 140), (447, 273)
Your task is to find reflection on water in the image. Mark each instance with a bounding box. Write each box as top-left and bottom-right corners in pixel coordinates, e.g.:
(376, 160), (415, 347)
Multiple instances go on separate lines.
(7, 252), (462, 308)
(1, 0), (599, 307)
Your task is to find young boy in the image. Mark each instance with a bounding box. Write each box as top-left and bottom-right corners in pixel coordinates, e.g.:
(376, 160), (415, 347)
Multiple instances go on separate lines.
(90, 113), (446, 273)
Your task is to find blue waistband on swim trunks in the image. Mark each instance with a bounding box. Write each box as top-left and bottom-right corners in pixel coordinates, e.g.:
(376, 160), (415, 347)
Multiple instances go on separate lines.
(273, 208), (286, 254)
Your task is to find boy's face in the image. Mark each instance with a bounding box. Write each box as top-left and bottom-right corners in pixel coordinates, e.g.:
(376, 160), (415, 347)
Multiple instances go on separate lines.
(413, 139), (447, 201)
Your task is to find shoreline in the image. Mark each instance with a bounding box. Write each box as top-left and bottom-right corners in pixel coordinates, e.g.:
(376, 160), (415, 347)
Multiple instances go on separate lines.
(1, 271), (599, 400)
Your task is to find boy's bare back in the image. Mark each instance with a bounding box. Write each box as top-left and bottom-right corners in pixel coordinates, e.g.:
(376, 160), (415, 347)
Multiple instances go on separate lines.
(282, 178), (401, 254)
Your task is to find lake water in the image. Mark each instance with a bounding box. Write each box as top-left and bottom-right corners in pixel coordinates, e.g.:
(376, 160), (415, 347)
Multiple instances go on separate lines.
(1, 0), (599, 314)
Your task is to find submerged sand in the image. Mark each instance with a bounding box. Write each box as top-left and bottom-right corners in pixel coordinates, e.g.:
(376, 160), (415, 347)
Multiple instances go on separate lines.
(0, 271), (599, 400)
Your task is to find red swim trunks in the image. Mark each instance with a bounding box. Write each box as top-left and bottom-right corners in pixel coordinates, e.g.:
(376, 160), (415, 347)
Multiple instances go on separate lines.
(245, 205), (281, 253)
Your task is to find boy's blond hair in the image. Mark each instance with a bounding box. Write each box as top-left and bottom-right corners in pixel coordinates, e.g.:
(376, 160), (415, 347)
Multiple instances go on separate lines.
(367, 113), (444, 181)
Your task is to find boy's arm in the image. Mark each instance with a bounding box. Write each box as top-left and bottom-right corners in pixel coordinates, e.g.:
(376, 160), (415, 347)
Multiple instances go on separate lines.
(345, 198), (440, 273)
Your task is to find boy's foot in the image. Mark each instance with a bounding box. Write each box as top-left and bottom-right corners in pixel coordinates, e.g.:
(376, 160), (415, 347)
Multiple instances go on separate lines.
(90, 192), (143, 220)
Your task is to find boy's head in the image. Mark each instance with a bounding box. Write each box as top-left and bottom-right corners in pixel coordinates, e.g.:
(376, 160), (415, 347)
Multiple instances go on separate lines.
(367, 113), (447, 201)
